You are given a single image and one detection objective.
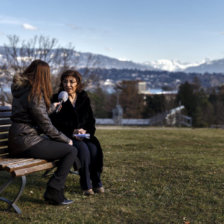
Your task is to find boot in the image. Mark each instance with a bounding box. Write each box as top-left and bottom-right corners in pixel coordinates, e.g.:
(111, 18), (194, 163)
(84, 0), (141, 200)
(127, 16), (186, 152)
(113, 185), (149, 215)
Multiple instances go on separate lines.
(60, 188), (74, 205)
(44, 186), (73, 205)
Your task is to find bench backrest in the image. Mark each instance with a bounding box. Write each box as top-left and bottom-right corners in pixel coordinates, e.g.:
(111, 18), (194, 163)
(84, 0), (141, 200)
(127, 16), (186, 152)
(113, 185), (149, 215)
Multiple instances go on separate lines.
(0, 106), (12, 155)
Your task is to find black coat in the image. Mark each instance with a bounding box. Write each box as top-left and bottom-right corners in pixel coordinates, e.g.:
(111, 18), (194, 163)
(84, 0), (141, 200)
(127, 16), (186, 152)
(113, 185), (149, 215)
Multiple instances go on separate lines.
(8, 74), (71, 156)
(50, 90), (103, 172)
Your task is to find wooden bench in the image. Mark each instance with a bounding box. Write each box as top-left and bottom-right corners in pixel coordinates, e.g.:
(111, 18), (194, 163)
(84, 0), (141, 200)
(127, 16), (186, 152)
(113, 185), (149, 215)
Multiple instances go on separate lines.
(0, 106), (56, 214)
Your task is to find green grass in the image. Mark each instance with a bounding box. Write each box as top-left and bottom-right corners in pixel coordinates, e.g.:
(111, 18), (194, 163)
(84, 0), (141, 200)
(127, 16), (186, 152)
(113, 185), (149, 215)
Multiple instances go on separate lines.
(0, 128), (224, 223)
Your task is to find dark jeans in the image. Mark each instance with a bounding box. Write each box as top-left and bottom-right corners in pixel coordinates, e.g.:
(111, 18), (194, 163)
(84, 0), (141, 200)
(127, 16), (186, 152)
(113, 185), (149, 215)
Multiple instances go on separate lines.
(73, 140), (102, 190)
(20, 139), (80, 191)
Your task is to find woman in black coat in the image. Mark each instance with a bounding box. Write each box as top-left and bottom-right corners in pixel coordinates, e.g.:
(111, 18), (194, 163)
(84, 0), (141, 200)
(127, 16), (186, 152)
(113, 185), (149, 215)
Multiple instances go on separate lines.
(8, 60), (80, 205)
(50, 70), (104, 196)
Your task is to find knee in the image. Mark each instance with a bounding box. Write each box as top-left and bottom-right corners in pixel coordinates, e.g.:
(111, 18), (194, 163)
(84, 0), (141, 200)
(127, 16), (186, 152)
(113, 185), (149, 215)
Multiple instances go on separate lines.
(89, 145), (98, 158)
(68, 145), (78, 157)
(78, 146), (90, 159)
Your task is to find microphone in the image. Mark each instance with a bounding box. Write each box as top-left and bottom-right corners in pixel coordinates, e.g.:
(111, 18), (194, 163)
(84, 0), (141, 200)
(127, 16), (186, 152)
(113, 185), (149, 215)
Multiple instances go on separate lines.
(73, 133), (90, 139)
(55, 91), (68, 113)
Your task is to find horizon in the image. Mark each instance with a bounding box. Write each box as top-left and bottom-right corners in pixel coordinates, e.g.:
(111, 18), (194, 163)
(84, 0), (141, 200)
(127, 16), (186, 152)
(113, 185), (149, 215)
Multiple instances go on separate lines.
(1, 0), (224, 64)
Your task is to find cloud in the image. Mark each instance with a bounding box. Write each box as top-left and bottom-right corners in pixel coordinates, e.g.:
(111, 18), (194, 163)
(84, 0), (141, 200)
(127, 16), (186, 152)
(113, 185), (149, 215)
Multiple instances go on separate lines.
(0, 18), (19, 25)
(105, 47), (112, 52)
(67, 24), (82, 30)
(0, 17), (37, 31)
(22, 23), (37, 30)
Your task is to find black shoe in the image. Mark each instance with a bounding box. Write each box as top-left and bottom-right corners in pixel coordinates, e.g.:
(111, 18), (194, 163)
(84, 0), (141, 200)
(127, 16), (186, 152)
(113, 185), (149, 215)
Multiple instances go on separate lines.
(44, 186), (64, 205)
(59, 199), (74, 205)
(44, 187), (74, 205)
(45, 197), (74, 205)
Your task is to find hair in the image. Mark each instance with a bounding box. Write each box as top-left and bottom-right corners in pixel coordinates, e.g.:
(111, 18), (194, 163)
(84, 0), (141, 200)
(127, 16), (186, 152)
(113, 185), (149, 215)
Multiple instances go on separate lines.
(59, 70), (83, 93)
(23, 60), (52, 109)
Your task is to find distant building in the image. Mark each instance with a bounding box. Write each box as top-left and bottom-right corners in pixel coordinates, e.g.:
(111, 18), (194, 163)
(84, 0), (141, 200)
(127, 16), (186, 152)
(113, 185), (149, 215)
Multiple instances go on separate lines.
(137, 81), (177, 102)
(138, 81), (147, 94)
(138, 81), (177, 95)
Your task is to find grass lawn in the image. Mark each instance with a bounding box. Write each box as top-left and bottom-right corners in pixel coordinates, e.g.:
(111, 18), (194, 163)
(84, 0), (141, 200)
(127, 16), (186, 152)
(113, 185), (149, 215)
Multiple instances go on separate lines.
(0, 127), (224, 223)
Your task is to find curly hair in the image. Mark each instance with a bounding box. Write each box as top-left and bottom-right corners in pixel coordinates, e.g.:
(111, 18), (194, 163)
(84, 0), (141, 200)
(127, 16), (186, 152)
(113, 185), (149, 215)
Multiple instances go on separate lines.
(59, 70), (83, 93)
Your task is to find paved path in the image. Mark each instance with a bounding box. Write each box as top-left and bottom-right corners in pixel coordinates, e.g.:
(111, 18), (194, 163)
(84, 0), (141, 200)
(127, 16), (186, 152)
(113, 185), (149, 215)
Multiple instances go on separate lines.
(96, 125), (183, 130)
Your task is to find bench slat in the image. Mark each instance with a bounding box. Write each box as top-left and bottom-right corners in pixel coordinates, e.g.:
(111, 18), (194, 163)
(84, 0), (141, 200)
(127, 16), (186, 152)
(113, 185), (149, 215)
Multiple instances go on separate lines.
(0, 140), (8, 147)
(0, 158), (35, 168)
(0, 133), (8, 139)
(0, 106), (12, 111)
(0, 111), (11, 118)
(5, 159), (49, 172)
(0, 147), (8, 154)
(0, 119), (11, 125)
(12, 162), (55, 177)
(0, 126), (10, 132)
(0, 154), (9, 160)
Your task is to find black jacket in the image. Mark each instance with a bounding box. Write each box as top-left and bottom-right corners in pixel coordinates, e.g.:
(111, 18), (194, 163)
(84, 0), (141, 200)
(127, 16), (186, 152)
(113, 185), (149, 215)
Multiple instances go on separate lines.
(8, 74), (71, 156)
(50, 90), (103, 172)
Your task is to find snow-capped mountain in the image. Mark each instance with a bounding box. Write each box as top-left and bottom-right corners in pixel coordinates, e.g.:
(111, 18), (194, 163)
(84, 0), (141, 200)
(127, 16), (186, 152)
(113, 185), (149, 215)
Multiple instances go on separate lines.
(184, 58), (224, 73)
(1, 46), (224, 73)
(143, 59), (208, 72)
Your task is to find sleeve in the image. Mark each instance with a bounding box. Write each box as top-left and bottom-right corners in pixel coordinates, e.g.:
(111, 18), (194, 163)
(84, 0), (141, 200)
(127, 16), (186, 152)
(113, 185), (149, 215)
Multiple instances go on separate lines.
(79, 96), (96, 136)
(48, 103), (57, 115)
(29, 95), (71, 144)
(48, 93), (59, 114)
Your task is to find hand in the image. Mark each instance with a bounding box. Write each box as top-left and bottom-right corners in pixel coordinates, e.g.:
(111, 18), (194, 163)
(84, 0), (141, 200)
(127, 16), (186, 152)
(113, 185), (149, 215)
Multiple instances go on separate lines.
(73, 129), (79, 134)
(68, 139), (73, 145)
(77, 128), (86, 134)
(73, 128), (86, 141)
(53, 102), (62, 112)
(73, 128), (86, 135)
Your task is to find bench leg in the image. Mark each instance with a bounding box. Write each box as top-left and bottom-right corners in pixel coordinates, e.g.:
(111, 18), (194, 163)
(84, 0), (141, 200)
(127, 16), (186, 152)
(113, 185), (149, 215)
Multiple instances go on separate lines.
(0, 175), (26, 214)
(69, 170), (79, 175)
(42, 167), (55, 177)
(43, 167), (79, 177)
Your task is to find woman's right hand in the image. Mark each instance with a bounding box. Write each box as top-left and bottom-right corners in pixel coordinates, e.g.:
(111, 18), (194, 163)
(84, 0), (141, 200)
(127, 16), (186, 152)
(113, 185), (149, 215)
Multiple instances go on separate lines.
(68, 139), (73, 145)
(53, 102), (62, 112)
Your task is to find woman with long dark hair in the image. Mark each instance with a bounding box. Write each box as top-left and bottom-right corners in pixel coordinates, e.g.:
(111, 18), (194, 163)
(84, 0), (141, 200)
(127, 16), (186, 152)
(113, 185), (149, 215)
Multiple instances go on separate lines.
(50, 70), (104, 196)
(8, 60), (80, 205)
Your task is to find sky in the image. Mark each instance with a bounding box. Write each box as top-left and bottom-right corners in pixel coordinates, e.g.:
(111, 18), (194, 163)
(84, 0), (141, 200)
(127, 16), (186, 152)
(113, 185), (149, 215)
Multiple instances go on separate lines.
(0, 0), (224, 64)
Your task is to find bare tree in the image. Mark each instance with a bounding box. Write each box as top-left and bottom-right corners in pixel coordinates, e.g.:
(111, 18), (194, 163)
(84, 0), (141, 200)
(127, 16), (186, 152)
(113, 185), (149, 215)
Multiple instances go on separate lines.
(3, 35), (75, 74)
(2, 34), (100, 95)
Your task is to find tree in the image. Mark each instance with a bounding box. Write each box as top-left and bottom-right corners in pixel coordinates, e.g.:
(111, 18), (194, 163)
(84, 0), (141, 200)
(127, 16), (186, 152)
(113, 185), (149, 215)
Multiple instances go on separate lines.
(118, 80), (145, 118)
(176, 81), (197, 117)
(3, 35), (80, 72)
(177, 81), (214, 127)
(2, 34), (100, 94)
(193, 90), (214, 127)
(209, 86), (224, 125)
(142, 94), (166, 117)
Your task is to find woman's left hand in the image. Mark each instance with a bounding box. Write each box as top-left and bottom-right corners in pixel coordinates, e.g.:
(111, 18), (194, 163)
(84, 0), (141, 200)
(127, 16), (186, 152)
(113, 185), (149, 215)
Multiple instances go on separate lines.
(78, 128), (86, 134)
(73, 128), (86, 141)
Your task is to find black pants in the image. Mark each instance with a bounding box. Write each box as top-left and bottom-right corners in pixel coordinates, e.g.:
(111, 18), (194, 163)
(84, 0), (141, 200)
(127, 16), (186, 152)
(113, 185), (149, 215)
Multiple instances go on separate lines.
(73, 140), (102, 190)
(21, 139), (80, 191)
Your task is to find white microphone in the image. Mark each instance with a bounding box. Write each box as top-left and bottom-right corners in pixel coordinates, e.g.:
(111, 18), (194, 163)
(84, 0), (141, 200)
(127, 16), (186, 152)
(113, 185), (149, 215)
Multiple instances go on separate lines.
(55, 91), (68, 113)
(73, 133), (90, 139)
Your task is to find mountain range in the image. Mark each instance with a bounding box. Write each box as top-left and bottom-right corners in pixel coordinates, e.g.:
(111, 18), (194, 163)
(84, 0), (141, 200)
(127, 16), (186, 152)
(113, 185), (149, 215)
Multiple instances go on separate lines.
(0, 46), (224, 73)
(60, 52), (224, 73)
